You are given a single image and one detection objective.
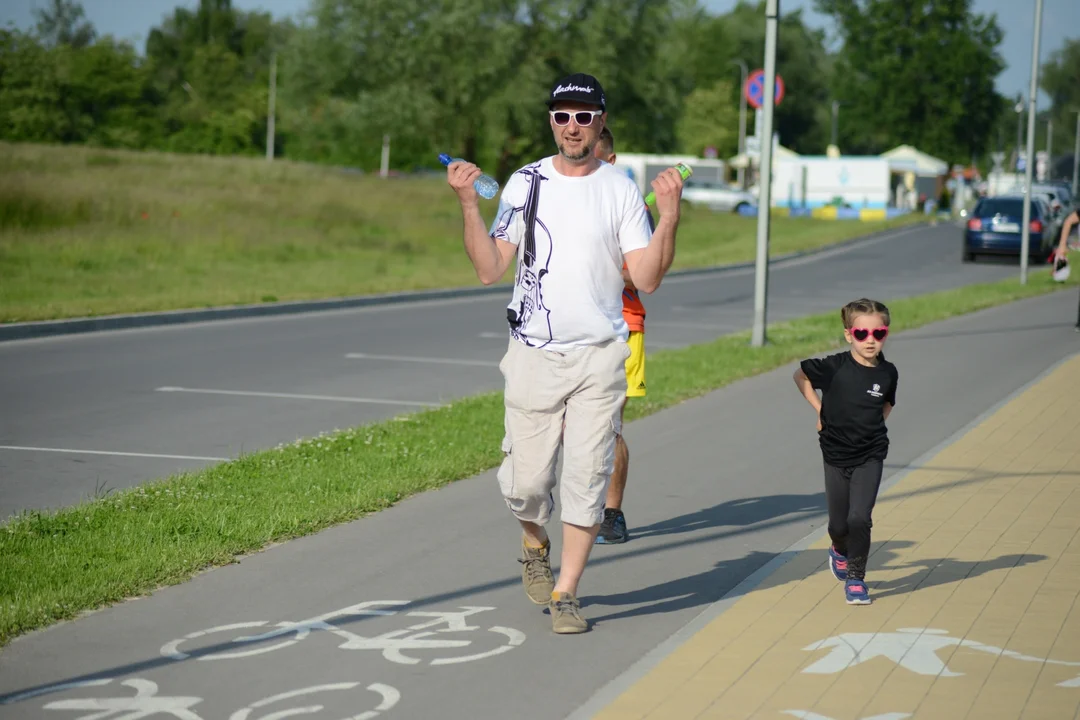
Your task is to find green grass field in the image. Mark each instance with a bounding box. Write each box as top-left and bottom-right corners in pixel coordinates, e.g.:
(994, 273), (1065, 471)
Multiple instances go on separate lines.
(1, 269), (1074, 647)
(0, 141), (925, 323)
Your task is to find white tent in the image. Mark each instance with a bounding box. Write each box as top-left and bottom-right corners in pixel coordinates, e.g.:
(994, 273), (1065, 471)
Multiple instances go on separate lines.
(728, 144), (800, 169)
(880, 145), (948, 177)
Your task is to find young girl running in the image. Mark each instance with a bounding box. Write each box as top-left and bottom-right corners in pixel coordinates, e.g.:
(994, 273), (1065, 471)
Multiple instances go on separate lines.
(793, 298), (898, 605)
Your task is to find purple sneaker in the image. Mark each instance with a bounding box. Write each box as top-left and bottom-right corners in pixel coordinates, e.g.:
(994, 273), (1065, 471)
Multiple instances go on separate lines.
(845, 578), (871, 605)
(828, 546), (848, 582)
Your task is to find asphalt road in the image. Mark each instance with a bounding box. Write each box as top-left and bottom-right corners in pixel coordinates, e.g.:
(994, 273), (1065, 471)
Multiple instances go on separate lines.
(0, 222), (1018, 519)
(1, 291), (1077, 720)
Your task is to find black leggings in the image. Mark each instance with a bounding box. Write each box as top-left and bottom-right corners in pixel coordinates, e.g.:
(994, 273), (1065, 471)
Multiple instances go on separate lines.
(824, 459), (884, 580)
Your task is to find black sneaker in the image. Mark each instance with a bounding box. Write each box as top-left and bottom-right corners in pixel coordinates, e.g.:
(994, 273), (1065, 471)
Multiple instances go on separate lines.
(595, 508), (629, 544)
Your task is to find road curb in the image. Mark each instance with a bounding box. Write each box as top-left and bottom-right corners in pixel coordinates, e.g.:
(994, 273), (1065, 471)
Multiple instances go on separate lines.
(0, 222), (928, 343)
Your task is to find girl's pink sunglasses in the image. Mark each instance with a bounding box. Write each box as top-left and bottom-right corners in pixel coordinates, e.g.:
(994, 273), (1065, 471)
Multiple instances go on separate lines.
(851, 327), (889, 342)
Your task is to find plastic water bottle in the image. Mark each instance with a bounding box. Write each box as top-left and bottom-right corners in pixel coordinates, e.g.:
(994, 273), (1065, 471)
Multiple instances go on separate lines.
(438, 153), (500, 200)
(643, 163), (694, 207)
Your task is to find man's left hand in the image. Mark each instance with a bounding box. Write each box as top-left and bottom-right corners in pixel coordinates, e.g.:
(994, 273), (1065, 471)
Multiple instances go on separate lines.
(650, 166), (685, 218)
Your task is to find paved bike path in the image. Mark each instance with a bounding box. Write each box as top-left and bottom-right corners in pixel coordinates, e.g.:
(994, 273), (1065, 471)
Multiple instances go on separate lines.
(0, 290), (1077, 720)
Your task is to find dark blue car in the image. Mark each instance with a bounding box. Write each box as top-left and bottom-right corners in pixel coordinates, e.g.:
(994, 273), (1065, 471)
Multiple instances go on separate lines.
(963, 195), (1053, 263)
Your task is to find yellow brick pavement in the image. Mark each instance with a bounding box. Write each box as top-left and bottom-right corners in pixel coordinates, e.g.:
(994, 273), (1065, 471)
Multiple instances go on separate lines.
(591, 353), (1080, 720)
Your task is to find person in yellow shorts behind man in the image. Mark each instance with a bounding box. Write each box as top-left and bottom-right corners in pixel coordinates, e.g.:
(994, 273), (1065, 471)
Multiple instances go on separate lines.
(594, 126), (653, 544)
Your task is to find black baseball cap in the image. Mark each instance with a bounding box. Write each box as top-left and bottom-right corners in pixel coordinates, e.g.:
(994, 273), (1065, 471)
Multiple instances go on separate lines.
(546, 73), (606, 111)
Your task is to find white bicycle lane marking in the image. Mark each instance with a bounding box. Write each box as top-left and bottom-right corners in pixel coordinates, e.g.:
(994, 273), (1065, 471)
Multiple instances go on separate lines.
(19, 677), (399, 720)
(159, 601), (526, 666)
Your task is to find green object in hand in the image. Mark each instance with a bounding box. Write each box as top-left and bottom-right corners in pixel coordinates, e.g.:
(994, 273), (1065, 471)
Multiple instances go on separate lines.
(644, 163), (694, 207)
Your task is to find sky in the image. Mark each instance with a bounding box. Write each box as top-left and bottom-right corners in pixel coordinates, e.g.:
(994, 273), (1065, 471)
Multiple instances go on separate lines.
(1, 0), (1076, 107)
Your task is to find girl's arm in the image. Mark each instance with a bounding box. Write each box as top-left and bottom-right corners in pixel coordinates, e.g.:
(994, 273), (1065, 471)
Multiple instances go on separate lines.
(884, 402), (894, 421)
(793, 368), (823, 430)
(793, 368), (822, 411)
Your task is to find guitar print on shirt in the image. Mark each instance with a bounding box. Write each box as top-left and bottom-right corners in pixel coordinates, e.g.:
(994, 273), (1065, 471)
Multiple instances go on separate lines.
(499, 162), (554, 348)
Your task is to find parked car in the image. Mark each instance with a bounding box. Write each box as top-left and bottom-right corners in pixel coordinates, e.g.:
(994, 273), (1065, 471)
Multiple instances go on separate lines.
(680, 179), (756, 213)
(963, 195), (1056, 263)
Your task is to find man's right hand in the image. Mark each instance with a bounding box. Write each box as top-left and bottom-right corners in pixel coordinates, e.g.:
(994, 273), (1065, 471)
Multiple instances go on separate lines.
(447, 161), (481, 205)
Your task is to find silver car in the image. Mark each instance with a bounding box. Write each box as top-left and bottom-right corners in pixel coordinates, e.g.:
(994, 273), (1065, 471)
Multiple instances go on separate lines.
(680, 179), (757, 213)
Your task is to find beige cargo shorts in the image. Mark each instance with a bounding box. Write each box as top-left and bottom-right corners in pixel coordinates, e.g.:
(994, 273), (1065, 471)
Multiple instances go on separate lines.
(496, 337), (631, 528)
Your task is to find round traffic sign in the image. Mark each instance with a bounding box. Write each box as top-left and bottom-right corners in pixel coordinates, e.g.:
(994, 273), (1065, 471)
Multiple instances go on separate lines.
(744, 69), (785, 110)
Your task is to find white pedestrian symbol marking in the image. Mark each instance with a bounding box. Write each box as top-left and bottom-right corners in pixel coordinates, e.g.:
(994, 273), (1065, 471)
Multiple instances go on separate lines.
(40, 679), (202, 720)
(161, 600), (525, 665)
(784, 712), (911, 720)
(802, 628), (1080, 687)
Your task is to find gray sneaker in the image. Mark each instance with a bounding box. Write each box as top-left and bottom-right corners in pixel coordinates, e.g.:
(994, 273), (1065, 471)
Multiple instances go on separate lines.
(519, 541), (554, 605)
(550, 592), (588, 634)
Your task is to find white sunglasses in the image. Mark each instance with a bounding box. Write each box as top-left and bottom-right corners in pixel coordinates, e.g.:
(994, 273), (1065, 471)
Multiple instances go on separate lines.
(549, 109), (604, 127)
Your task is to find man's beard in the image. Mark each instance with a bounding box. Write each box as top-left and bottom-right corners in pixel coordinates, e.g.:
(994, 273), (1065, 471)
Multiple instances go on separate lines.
(559, 141), (593, 162)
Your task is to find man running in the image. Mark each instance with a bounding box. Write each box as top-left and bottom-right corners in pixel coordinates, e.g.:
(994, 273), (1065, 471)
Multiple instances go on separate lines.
(445, 73), (685, 633)
(592, 126), (653, 544)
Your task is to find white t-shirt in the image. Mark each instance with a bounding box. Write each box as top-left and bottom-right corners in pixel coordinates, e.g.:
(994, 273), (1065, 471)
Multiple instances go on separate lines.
(488, 156), (653, 351)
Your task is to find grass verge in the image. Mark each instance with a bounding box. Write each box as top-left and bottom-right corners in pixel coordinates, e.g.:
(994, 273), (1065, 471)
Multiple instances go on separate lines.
(2, 269), (1074, 646)
(0, 141), (924, 322)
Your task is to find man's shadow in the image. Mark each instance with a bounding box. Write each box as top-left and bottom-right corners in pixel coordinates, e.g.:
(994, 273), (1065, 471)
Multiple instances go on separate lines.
(630, 493), (826, 540)
(582, 551), (778, 624)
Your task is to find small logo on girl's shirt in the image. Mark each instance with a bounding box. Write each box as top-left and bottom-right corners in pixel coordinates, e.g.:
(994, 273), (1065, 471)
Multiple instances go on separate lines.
(867, 383), (883, 398)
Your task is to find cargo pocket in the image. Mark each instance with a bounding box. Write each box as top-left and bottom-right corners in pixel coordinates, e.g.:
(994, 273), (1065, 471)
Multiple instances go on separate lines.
(596, 416), (619, 479)
(496, 435), (515, 500)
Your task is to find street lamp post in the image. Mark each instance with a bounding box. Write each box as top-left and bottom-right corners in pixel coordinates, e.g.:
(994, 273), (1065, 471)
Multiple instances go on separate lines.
(1019, 0), (1043, 285)
(751, 0), (779, 348)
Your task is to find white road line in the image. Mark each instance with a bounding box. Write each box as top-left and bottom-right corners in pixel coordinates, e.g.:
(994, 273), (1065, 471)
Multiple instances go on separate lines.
(0, 446), (229, 462)
(659, 225), (926, 285)
(645, 320), (732, 331)
(155, 386), (439, 407)
(478, 331), (507, 339)
(345, 352), (499, 368)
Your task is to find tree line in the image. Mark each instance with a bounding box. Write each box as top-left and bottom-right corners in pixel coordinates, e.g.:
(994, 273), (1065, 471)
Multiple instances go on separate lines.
(4, 0), (1068, 183)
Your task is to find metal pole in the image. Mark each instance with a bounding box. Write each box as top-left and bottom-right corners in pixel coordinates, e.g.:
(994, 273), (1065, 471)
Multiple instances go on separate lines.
(1016, 97), (1024, 172)
(1047, 117), (1052, 179)
(380, 135), (390, 178)
(1020, 0), (1043, 285)
(752, 0), (779, 348)
(831, 100), (839, 148)
(1072, 110), (1079, 197)
(732, 60), (748, 187)
(265, 51), (277, 161)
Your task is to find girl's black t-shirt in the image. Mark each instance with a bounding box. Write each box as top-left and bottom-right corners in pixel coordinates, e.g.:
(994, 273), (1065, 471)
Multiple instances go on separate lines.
(800, 350), (899, 468)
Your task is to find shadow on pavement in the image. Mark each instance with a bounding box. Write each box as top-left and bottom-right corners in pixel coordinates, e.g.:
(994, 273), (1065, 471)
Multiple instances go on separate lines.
(630, 494), (825, 541)
(867, 547), (1047, 600)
